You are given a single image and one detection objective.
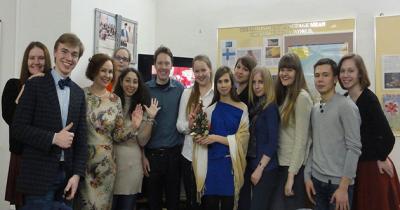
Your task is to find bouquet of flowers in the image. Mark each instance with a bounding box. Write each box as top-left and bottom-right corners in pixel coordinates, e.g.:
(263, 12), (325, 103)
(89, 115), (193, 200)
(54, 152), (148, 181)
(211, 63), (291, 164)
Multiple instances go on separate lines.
(190, 100), (209, 137)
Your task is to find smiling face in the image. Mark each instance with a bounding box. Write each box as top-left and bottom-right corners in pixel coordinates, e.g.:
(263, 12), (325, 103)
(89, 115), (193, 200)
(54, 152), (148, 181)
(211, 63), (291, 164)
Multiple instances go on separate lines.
(279, 67), (296, 87)
(234, 60), (250, 85)
(155, 52), (172, 84)
(27, 47), (46, 75)
(93, 60), (114, 88)
(339, 58), (361, 91)
(217, 73), (232, 97)
(54, 43), (80, 76)
(193, 60), (212, 87)
(122, 71), (139, 97)
(114, 49), (130, 71)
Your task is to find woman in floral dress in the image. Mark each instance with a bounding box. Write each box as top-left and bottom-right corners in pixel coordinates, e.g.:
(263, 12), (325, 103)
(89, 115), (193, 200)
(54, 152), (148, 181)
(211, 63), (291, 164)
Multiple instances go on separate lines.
(75, 53), (141, 210)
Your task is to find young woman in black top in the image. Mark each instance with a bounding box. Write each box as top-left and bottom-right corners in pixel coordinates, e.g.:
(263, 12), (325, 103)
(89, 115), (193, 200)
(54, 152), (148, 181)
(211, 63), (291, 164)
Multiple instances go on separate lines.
(338, 53), (400, 210)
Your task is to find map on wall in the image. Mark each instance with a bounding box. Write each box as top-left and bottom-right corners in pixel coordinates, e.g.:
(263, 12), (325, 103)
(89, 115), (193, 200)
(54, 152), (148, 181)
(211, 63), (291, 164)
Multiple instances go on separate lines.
(288, 43), (349, 100)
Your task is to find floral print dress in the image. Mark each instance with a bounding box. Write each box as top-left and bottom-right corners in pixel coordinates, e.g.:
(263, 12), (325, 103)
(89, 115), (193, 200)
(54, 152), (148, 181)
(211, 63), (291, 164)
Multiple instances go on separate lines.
(75, 88), (125, 210)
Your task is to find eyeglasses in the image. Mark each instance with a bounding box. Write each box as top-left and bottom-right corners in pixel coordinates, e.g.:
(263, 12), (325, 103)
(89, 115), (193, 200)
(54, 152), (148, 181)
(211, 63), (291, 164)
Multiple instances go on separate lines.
(114, 55), (129, 62)
(319, 102), (326, 113)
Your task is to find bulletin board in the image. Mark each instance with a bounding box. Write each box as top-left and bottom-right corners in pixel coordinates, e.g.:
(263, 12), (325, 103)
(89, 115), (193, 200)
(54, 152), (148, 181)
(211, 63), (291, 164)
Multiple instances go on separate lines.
(375, 15), (400, 135)
(217, 18), (355, 100)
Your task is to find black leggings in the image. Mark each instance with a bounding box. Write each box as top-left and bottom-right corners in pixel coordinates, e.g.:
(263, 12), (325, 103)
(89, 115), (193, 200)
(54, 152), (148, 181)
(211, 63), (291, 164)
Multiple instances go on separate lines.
(202, 195), (234, 210)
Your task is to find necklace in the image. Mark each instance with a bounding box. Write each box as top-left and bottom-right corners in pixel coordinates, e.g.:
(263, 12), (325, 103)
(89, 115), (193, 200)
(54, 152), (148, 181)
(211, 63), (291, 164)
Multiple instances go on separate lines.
(89, 86), (109, 98)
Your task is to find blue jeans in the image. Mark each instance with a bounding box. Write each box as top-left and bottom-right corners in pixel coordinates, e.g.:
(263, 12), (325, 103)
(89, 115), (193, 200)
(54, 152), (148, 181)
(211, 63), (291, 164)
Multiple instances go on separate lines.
(312, 177), (353, 210)
(22, 164), (70, 210)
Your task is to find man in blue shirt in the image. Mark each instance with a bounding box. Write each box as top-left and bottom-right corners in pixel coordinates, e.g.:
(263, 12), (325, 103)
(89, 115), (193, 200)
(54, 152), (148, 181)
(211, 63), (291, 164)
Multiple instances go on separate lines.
(143, 46), (184, 210)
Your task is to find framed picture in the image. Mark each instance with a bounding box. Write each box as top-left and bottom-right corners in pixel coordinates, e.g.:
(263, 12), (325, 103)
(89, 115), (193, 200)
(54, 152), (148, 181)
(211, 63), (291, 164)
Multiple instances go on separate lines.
(118, 17), (138, 64)
(94, 9), (117, 57)
(94, 9), (138, 64)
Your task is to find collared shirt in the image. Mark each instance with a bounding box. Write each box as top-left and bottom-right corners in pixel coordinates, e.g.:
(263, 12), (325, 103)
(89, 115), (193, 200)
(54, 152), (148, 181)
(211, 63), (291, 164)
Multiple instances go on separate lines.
(146, 78), (184, 149)
(177, 86), (214, 161)
(51, 69), (70, 161)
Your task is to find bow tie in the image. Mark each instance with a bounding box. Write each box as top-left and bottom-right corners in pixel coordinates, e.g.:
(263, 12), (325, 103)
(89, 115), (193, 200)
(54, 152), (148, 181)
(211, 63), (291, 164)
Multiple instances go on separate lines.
(58, 77), (71, 90)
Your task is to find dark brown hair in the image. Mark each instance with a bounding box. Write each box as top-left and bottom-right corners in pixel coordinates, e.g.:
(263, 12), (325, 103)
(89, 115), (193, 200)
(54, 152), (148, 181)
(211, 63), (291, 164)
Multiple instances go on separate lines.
(154, 45), (173, 64)
(275, 53), (310, 127)
(114, 68), (151, 115)
(210, 66), (240, 106)
(19, 41), (52, 86)
(85, 53), (114, 81)
(235, 56), (257, 73)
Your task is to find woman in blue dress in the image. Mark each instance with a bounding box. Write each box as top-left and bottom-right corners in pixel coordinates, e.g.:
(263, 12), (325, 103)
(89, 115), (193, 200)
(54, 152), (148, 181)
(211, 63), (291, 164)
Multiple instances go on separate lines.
(193, 66), (249, 210)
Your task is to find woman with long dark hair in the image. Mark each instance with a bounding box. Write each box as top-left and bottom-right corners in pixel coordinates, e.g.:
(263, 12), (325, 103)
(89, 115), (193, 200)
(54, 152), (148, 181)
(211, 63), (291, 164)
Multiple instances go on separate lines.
(234, 56), (257, 106)
(271, 53), (313, 210)
(112, 68), (160, 210)
(2, 41), (51, 209)
(193, 66), (249, 210)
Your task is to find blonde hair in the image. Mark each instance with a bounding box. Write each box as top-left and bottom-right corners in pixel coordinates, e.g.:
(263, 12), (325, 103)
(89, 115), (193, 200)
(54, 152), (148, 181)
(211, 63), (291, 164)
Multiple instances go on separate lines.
(248, 66), (276, 109)
(186, 55), (213, 116)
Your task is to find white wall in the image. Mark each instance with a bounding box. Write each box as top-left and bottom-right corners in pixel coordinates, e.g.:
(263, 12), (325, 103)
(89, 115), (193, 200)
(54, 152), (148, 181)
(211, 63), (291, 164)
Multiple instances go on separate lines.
(70, 0), (157, 87)
(1, 0), (400, 209)
(0, 0), (71, 208)
(0, 0), (155, 209)
(155, 0), (400, 92)
(0, 1), (17, 209)
(155, 0), (400, 171)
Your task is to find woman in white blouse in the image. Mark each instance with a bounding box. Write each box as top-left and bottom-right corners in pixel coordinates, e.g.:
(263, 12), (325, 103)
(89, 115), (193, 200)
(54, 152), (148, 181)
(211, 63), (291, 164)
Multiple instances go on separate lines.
(176, 55), (214, 210)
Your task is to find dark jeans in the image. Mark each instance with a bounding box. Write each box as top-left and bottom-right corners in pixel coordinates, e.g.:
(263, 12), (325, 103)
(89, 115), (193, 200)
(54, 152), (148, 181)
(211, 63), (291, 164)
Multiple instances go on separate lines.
(238, 164), (279, 210)
(237, 163), (252, 210)
(202, 195), (233, 210)
(312, 177), (354, 210)
(181, 156), (201, 210)
(250, 168), (278, 210)
(270, 166), (307, 210)
(145, 146), (181, 210)
(22, 163), (71, 210)
(112, 194), (137, 210)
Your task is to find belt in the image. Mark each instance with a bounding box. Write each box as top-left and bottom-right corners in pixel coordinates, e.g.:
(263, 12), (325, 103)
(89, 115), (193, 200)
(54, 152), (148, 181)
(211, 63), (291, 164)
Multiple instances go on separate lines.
(146, 145), (182, 156)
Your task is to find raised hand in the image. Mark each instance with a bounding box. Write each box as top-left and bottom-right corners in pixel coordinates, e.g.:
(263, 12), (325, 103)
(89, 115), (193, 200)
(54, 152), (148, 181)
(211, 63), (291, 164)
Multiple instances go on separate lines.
(131, 104), (143, 130)
(53, 123), (74, 149)
(188, 102), (201, 129)
(144, 98), (161, 119)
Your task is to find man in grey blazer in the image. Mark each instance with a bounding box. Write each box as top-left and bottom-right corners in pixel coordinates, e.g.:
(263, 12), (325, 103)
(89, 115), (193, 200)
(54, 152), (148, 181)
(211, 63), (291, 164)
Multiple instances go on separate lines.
(12, 33), (87, 210)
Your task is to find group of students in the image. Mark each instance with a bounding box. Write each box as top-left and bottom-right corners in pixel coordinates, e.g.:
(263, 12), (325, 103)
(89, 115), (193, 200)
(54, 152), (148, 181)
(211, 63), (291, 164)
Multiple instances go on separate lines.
(2, 32), (400, 210)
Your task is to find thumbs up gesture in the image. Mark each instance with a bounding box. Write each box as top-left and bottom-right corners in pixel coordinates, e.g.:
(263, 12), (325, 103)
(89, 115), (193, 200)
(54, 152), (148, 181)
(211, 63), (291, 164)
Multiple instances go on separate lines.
(53, 123), (74, 149)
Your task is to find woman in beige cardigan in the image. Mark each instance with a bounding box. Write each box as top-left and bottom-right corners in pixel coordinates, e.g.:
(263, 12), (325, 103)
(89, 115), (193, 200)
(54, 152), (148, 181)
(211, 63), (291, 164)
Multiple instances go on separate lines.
(112, 68), (160, 210)
(271, 53), (313, 210)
